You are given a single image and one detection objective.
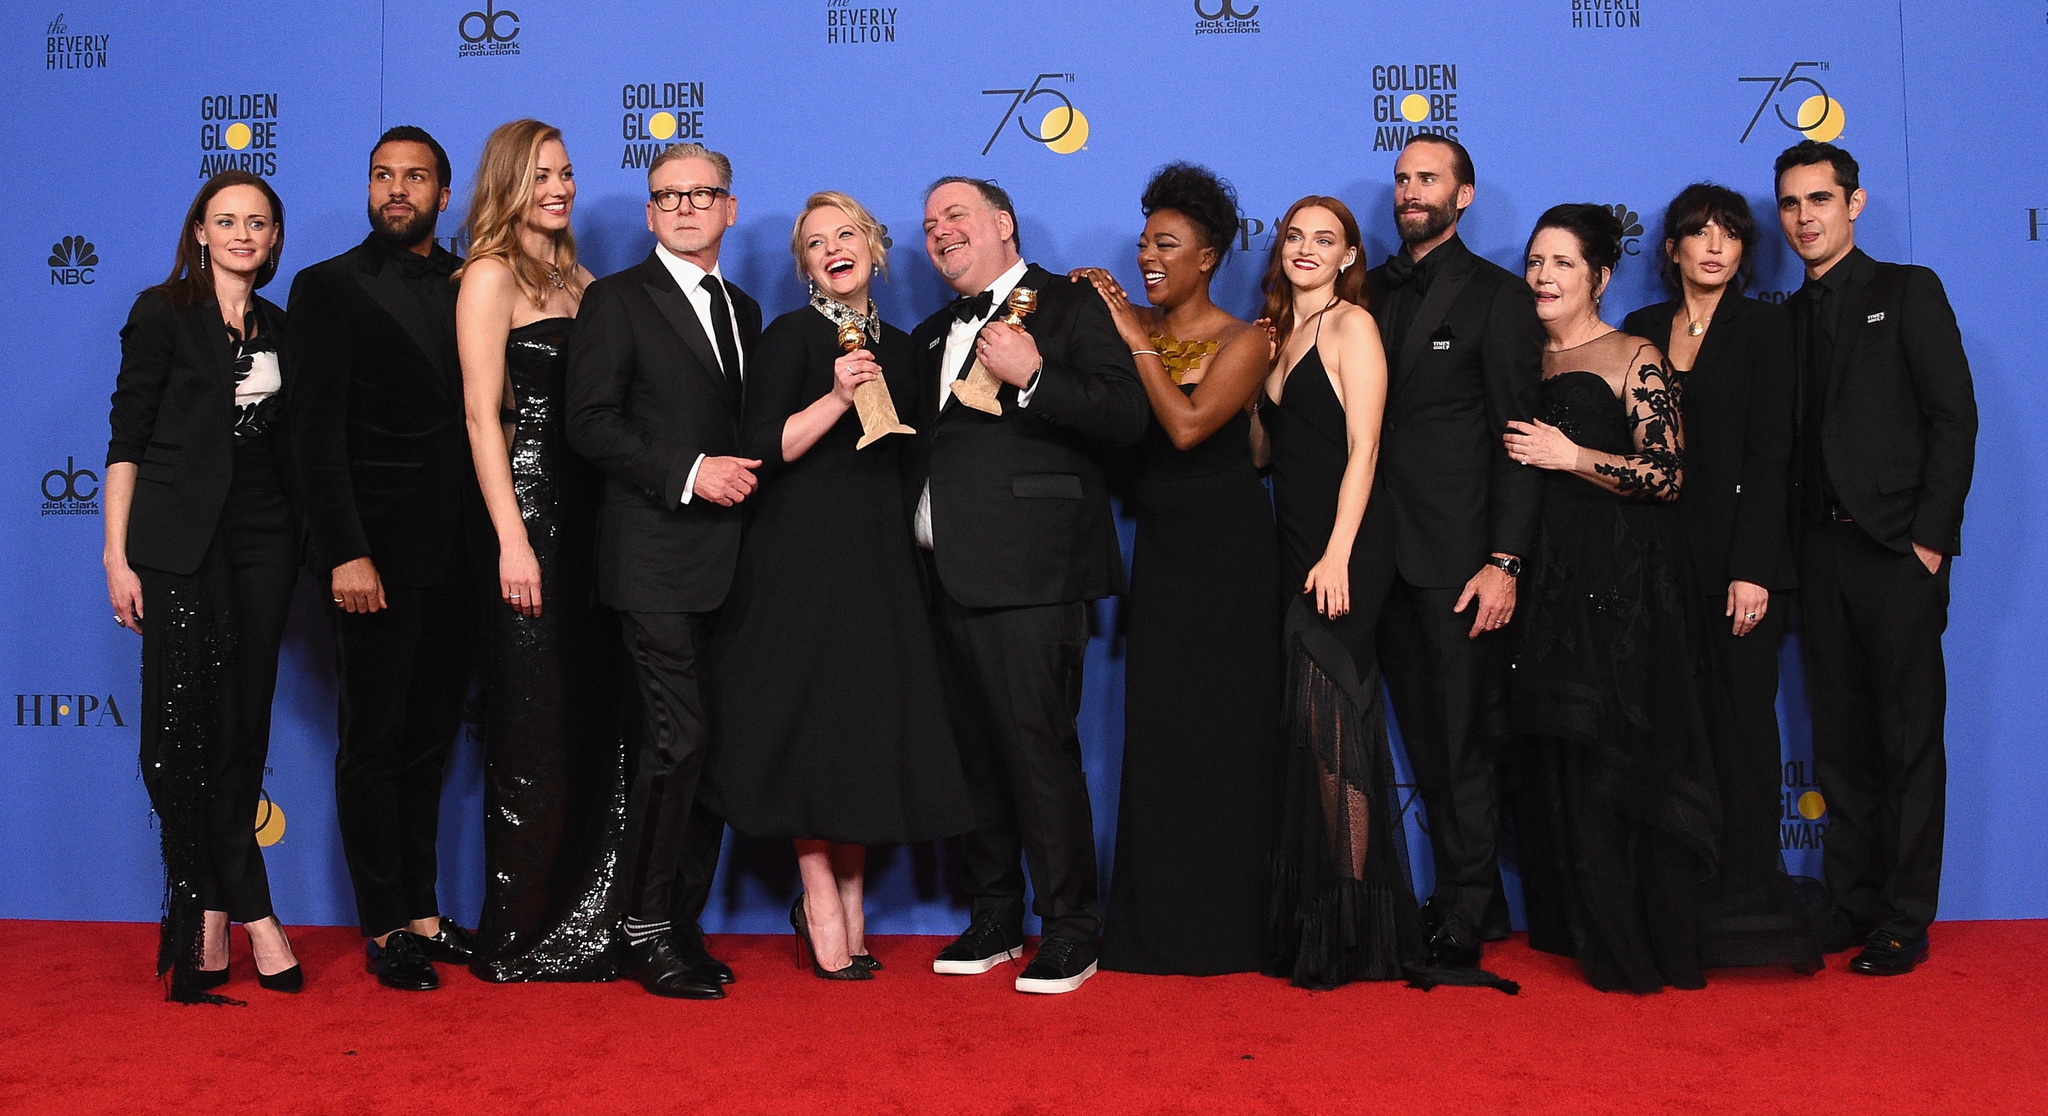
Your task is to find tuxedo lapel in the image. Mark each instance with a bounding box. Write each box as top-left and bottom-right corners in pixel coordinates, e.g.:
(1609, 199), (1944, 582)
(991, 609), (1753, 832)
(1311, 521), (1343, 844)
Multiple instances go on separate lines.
(1691, 299), (1737, 377)
(637, 255), (737, 413)
(1394, 249), (1477, 389)
(185, 302), (240, 403)
(1827, 268), (1876, 412)
(352, 256), (451, 391)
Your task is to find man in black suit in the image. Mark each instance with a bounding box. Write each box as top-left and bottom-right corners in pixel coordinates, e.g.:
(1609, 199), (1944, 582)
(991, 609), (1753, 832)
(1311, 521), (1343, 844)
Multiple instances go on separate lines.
(287, 126), (489, 991)
(1776, 140), (1976, 975)
(909, 177), (1150, 994)
(1365, 135), (1545, 968)
(564, 143), (760, 1000)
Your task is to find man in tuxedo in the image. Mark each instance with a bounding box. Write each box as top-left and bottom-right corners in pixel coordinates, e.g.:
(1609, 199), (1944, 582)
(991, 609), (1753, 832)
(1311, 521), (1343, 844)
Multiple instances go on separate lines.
(910, 177), (1150, 994)
(287, 126), (489, 990)
(564, 143), (759, 999)
(1776, 140), (1976, 976)
(1365, 135), (1545, 968)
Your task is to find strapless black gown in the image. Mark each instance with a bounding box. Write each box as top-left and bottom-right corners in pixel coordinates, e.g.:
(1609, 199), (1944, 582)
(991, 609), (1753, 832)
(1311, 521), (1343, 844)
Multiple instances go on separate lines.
(1101, 384), (1283, 976)
(472, 318), (627, 982)
(1259, 346), (1426, 988)
(1509, 370), (1720, 993)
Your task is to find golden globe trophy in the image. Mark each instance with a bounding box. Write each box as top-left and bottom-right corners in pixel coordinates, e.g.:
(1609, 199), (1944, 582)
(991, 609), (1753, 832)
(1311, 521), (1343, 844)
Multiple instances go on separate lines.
(838, 319), (916, 450)
(948, 286), (1038, 416)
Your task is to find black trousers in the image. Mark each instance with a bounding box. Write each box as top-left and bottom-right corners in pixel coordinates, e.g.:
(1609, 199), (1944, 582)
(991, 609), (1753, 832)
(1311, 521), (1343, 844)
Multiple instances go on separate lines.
(1376, 576), (1511, 934)
(1702, 592), (1792, 889)
(931, 585), (1099, 942)
(332, 568), (478, 938)
(1798, 518), (1949, 940)
(616, 611), (725, 932)
(137, 440), (298, 925)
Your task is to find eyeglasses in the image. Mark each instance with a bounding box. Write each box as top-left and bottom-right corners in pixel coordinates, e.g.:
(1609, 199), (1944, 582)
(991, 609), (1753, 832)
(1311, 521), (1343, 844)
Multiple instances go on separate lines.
(650, 186), (730, 212)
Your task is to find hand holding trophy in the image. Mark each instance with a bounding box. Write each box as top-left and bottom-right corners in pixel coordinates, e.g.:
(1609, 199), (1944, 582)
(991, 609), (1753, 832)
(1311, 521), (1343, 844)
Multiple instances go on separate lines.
(839, 319), (916, 450)
(949, 286), (1039, 416)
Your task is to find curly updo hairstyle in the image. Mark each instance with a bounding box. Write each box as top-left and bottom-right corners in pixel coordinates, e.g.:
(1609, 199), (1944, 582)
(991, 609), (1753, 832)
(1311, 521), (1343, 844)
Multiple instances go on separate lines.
(1528, 203), (1626, 294)
(1141, 161), (1241, 263)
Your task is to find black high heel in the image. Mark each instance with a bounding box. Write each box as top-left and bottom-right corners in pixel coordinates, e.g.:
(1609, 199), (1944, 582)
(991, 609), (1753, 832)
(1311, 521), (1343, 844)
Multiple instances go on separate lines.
(790, 895), (871, 981)
(851, 953), (882, 972)
(195, 920), (230, 989)
(254, 926), (304, 993)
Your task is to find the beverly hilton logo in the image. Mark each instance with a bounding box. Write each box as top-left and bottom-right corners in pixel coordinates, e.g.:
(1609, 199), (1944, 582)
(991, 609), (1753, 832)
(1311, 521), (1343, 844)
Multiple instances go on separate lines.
(48, 236), (97, 285)
(825, 0), (897, 43)
(1571, 0), (1640, 29)
(46, 13), (108, 70)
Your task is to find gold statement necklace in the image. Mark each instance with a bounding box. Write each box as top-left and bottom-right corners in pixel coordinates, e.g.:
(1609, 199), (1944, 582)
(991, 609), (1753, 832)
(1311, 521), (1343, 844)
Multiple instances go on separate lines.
(1151, 332), (1218, 384)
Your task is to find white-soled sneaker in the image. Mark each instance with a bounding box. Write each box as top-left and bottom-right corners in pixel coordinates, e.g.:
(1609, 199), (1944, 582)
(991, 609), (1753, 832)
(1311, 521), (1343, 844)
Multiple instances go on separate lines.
(932, 914), (1025, 975)
(1014, 936), (1097, 994)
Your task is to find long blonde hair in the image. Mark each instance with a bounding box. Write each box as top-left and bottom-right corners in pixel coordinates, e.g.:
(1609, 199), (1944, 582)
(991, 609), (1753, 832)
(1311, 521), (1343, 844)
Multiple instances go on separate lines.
(456, 118), (584, 307)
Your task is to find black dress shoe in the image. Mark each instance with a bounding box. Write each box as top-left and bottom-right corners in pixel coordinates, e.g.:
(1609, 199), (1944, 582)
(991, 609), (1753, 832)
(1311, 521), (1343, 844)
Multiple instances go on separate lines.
(1014, 937), (1097, 995)
(1426, 915), (1484, 969)
(1849, 932), (1929, 976)
(624, 935), (725, 1000)
(932, 913), (1024, 975)
(366, 930), (439, 991)
(416, 920), (477, 965)
(675, 933), (735, 985)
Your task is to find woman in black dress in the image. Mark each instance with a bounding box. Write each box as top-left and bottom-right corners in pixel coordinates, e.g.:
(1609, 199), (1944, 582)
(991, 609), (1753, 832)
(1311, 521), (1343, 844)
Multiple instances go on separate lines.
(1503, 204), (1718, 992)
(1621, 185), (1821, 973)
(1069, 163), (1282, 975)
(106, 171), (302, 1000)
(1251, 196), (1426, 988)
(701, 191), (974, 979)
(456, 119), (624, 981)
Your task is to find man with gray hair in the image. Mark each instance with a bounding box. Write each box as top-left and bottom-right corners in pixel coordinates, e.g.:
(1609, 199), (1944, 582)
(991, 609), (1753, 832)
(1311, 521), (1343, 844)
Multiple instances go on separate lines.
(566, 142), (760, 999)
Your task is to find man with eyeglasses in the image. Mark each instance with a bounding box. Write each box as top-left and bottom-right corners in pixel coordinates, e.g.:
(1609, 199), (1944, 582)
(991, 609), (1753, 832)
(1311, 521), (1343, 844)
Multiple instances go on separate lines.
(566, 142), (760, 1000)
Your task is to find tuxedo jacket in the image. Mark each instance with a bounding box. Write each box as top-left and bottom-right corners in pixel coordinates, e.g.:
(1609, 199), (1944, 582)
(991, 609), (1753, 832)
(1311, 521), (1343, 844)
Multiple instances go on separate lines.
(564, 251), (762, 614)
(108, 288), (292, 576)
(285, 236), (489, 588)
(1791, 248), (1977, 556)
(1623, 294), (1798, 591)
(904, 264), (1151, 609)
(1366, 237), (1546, 588)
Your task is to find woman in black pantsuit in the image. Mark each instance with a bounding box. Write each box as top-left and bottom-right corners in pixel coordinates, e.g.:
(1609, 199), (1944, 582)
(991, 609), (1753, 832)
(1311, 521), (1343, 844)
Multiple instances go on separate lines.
(106, 171), (303, 1000)
(1621, 184), (1821, 973)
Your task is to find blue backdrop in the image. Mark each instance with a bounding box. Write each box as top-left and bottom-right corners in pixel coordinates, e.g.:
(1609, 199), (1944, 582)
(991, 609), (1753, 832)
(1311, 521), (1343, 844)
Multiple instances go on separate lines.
(5, 1), (2043, 935)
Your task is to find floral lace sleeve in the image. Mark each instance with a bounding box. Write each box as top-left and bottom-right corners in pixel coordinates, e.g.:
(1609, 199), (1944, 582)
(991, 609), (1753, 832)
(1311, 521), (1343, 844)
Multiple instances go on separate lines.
(1591, 349), (1683, 502)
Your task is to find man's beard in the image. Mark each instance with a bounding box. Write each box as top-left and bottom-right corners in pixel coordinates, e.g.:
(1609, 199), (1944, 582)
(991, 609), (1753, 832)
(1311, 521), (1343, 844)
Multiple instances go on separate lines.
(1395, 198), (1458, 247)
(368, 200), (438, 248)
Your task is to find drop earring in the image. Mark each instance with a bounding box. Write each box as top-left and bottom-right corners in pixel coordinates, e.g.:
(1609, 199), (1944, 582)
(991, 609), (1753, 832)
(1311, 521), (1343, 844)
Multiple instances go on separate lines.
(198, 243), (210, 271)
(807, 279), (817, 298)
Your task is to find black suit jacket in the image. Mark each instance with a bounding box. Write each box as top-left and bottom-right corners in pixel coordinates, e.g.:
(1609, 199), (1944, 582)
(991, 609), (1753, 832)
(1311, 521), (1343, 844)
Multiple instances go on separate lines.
(284, 235), (489, 588)
(904, 264), (1151, 609)
(1366, 236), (1546, 588)
(1622, 295), (1798, 591)
(1792, 248), (1977, 556)
(108, 289), (291, 575)
(564, 251), (761, 614)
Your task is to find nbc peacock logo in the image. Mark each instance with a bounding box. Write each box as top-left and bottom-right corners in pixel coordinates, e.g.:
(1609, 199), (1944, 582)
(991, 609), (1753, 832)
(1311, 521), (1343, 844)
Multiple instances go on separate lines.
(48, 235), (97, 285)
(1608, 204), (1644, 256)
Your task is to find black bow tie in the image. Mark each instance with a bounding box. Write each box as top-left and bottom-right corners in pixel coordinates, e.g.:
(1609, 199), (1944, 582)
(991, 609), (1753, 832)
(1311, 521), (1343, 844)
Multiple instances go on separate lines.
(949, 289), (995, 324)
(1382, 252), (1430, 295)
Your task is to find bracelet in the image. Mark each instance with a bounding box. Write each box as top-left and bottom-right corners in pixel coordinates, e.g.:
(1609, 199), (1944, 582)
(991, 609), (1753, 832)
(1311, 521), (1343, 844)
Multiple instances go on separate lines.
(1129, 348), (1160, 358)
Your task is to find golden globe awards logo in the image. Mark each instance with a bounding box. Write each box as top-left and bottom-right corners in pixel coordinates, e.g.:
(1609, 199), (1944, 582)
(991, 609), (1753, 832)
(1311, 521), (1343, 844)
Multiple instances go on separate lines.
(458, 1), (521, 58)
(1738, 62), (1845, 144)
(1194, 0), (1261, 35)
(980, 74), (1088, 156)
(45, 13), (108, 70)
(199, 93), (280, 177)
(1781, 760), (1827, 852)
(825, 0), (897, 44)
(48, 236), (97, 285)
(1571, 0), (1640, 29)
(620, 81), (707, 169)
(1371, 63), (1459, 151)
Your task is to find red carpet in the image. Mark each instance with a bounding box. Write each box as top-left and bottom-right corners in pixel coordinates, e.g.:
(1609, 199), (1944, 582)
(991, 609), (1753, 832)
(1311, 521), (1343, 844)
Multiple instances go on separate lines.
(4, 919), (2043, 1115)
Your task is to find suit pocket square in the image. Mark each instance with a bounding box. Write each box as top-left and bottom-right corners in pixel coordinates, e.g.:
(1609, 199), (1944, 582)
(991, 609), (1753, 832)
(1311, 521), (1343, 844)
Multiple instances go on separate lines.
(1428, 325), (1455, 351)
(1866, 311), (1886, 323)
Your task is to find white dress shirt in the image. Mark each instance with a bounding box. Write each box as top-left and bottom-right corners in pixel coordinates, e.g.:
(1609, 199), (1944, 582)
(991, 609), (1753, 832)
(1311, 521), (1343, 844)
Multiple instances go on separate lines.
(653, 243), (746, 506)
(915, 259), (1034, 549)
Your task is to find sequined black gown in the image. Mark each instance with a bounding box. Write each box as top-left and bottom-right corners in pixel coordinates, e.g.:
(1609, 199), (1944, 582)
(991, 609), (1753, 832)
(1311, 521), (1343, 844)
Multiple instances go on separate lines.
(1509, 349), (1721, 993)
(472, 318), (627, 982)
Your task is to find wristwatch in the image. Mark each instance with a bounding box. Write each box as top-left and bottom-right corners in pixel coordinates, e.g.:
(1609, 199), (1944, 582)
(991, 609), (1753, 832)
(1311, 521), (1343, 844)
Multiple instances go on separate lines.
(1486, 554), (1522, 578)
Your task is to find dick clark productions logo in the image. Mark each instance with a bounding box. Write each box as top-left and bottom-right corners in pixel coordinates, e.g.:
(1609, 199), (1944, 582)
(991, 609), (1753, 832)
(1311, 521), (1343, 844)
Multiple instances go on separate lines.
(458, 1), (521, 58)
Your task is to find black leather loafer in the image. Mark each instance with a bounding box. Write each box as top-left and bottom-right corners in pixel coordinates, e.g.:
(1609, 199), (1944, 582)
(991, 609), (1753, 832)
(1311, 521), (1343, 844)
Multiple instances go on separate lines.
(366, 930), (439, 991)
(624, 936), (725, 1000)
(416, 920), (477, 965)
(1849, 933), (1929, 976)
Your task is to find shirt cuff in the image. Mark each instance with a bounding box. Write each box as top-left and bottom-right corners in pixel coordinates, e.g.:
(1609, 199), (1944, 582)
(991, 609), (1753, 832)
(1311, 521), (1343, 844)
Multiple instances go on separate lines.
(1015, 367), (1043, 408)
(678, 453), (706, 506)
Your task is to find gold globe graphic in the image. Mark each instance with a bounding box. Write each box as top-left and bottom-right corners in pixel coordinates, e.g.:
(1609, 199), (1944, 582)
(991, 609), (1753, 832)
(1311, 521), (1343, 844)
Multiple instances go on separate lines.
(1797, 791), (1826, 821)
(1039, 105), (1089, 154)
(254, 796), (287, 847)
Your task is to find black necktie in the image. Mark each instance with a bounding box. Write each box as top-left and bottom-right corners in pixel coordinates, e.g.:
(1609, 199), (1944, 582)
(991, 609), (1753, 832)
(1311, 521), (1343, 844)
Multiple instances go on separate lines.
(949, 289), (995, 324)
(700, 275), (743, 406)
